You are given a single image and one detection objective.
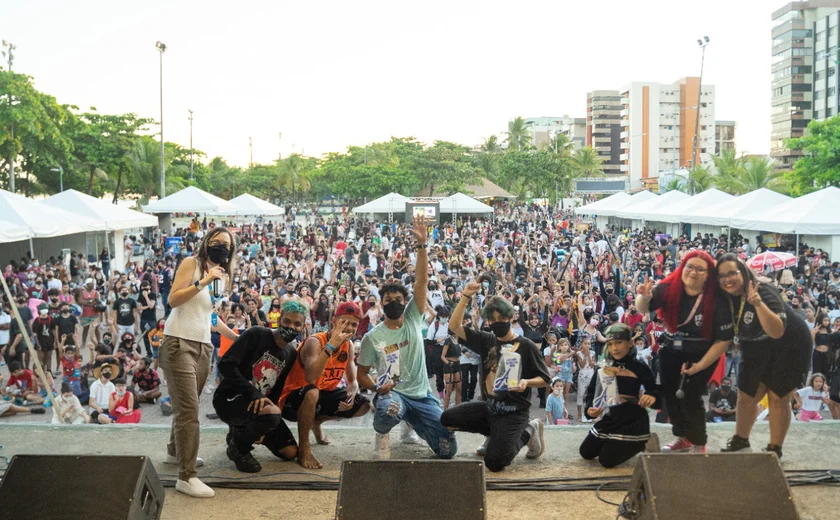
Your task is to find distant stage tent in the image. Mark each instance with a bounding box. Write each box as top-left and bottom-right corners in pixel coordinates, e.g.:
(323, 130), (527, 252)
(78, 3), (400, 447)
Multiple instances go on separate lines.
(438, 193), (494, 215)
(142, 186), (237, 214)
(221, 194), (285, 216)
(351, 193), (410, 214)
(0, 189), (105, 242)
(45, 189), (159, 230)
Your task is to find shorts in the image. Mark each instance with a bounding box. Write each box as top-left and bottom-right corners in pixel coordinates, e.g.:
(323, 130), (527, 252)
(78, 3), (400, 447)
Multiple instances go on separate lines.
(90, 409), (109, 422)
(443, 360), (461, 374)
(151, 346), (159, 359)
(117, 325), (135, 339)
(81, 317), (96, 327)
(213, 390), (297, 450)
(282, 386), (369, 421)
(558, 367), (574, 383)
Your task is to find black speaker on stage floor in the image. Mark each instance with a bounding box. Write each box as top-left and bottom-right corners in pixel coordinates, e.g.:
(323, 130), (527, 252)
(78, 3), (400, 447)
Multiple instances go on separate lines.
(627, 453), (799, 520)
(0, 455), (164, 520)
(335, 460), (486, 520)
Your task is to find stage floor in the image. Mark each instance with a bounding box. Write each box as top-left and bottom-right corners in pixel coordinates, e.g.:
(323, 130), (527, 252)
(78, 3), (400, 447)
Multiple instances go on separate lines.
(0, 422), (837, 519)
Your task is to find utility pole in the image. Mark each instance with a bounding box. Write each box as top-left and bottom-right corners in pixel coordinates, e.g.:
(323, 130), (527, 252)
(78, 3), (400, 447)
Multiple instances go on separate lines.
(278, 132), (283, 161)
(691, 36), (710, 195)
(3, 40), (17, 193)
(188, 109), (194, 180)
(156, 41), (167, 198)
(249, 137), (253, 166)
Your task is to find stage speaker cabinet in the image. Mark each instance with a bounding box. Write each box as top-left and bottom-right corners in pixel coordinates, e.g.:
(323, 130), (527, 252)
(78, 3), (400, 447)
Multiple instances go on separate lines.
(0, 455), (164, 520)
(335, 460), (486, 520)
(627, 453), (799, 520)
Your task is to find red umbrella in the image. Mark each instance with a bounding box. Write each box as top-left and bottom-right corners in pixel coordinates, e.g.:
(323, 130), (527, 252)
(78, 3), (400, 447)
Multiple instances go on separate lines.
(747, 251), (797, 273)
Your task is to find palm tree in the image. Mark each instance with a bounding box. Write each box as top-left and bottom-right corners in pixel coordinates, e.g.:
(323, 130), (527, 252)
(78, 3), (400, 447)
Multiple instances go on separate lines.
(570, 147), (604, 177)
(129, 136), (182, 201)
(716, 156), (782, 195)
(276, 154), (312, 203)
(662, 177), (686, 193)
(687, 165), (715, 193)
(504, 117), (531, 151)
(542, 132), (573, 156)
(480, 135), (502, 154)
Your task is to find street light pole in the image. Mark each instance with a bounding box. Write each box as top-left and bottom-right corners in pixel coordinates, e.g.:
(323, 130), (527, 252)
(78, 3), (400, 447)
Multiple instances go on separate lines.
(278, 132), (283, 161)
(156, 41), (167, 198)
(50, 166), (64, 192)
(249, 137), (253, 166)
(188, 109), (194, 180)
(3, 40), (17, 193)
(691, 36), (710, 196)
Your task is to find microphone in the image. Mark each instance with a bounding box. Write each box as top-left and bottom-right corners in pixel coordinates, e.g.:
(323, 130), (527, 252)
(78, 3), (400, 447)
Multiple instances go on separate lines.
(212, 279), (221, 298)
(676, 363), (691, 399)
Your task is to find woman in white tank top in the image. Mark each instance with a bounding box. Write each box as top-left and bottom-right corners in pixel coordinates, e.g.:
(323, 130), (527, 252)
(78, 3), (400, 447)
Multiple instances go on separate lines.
(159, 227), (237, 498)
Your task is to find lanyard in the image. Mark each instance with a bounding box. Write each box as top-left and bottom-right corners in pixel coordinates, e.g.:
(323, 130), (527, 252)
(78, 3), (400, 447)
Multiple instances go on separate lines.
(677, 293), (703, 329)
(728, 296), (746, 337)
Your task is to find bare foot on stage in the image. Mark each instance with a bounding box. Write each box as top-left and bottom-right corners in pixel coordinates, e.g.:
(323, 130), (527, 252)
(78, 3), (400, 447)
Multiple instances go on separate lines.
(312, 422), (331, 445)
(298, 449), (323, 469)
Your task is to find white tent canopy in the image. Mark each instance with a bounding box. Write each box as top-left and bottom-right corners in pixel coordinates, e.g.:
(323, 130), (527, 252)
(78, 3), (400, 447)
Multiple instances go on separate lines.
(221, 194), (285, 216)
(142, 186), (237, 214)
(0, 218), (32, 243)
(574, 192), (631, 215)
(612, 190), (690, 220)
(45, 189), (159, 230)
(439, 193), (494, 214)
(0, 189), (105, 243)
(683, 188), (792, 226)
(730, 186), (840, 234)
(646, 189), (735, 224)
(352, 193), (410, 214)
(595, 190), (658, 217)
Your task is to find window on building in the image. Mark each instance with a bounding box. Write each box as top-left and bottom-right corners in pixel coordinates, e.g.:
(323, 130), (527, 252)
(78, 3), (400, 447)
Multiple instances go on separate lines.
(816, 90), (824, 99)
(829, 27), (836, 38)
(701, 125), (707, 130)
(817, 30), (825, 42)
(829, 87), (836, 97)
(815, 109), (824, 119)
(828, 107), (834, 117)
(816, 70), (825, 80)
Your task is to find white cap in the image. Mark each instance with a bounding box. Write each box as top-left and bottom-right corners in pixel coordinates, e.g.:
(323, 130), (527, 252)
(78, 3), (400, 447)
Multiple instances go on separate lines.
(85, 278), (94, 285)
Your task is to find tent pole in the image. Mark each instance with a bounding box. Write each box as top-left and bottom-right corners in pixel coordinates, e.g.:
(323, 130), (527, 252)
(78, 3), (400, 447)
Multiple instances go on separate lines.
(29, 236), (34, 259)
(795, 233), (799, 255)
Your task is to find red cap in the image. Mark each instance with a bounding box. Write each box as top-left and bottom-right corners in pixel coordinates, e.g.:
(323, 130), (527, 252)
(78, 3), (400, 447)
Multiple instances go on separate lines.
(334, 302), (362, 320)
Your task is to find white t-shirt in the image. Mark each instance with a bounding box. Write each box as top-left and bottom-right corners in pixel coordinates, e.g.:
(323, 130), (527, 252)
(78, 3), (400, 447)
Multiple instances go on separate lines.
(0, 311), (10, 345)
(797, 387), (826, 412)
(89, 379), (115, 413)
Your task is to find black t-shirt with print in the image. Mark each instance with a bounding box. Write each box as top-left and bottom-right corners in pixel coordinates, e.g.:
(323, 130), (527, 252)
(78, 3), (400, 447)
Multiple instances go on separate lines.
(649, 282), (733, 354)
(463, 327), (551, 412)
(54, 315), (79, 345)
(138, 292), (158, 322)
(217, 327), (297, 403)
(709, 389), (737, 412)
(112, 297), (137, 326)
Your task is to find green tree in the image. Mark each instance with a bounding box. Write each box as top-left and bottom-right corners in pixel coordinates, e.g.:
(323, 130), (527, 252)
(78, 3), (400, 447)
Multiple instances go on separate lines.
(716, 155), (782, 195)
(686, 165), (715, 194)
(570, 147), (604, 178)
(504, 117), (531, 152)
(277, 154), (315, 203)
(475, 135), (502, 181)
(128, 136), (185, 202)
(661, 177), (686, 193)
(786, 117), (840, 194)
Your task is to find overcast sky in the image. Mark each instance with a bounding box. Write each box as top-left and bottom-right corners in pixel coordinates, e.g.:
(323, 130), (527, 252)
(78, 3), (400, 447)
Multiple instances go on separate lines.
(3, 0), (774, 167)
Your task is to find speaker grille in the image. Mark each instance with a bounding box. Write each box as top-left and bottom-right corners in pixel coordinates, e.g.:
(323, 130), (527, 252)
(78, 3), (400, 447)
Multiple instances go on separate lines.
(336, 460), (486, 520)
(0, 455), (151, 520)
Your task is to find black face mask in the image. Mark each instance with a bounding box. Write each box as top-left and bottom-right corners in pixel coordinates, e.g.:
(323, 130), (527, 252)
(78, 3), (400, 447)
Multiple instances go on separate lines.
(50, 298), (59, 303)
(120, 293), (129, 298)
(277, 325), (300, 343)
(207, 245), (230, 265)
(383, 301), (406, 320)
(721, 385), (731, 392)
(489, 321), (511, 338)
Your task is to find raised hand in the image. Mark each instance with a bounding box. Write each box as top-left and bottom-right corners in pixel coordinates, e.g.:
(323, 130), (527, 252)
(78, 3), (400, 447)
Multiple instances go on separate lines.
(746, 280), (762, 306)
(410, 213), (428, 244)
(638, 275), (654, 298)
(462, 281), (481, 297)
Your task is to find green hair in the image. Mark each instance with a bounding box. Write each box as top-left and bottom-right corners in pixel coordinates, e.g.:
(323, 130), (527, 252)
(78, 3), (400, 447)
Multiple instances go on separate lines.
(281, 300), (309, 317)
(480, 295), (515, 321)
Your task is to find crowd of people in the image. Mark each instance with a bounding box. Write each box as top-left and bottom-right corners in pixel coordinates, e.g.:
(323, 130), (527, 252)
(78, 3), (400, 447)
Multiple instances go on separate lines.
(1, 200), (839, 498)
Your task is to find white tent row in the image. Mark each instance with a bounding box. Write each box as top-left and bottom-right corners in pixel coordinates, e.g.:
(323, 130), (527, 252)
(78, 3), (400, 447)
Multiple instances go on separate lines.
(591, 190), (659, 217)
(142, 186), (237, 214)
(352, 192), (493, 215)
(220, 194), (285, 216)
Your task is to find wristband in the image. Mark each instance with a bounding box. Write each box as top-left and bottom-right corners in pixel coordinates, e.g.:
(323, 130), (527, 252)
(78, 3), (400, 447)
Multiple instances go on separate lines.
(416, 244), (427, 249)
(325, 343), (337, 354)
(640, 294), (651, 301)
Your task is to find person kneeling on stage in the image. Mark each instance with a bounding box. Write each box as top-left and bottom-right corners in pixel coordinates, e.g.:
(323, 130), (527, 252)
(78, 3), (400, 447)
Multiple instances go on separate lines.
(579, 324), (660, 469)
(213, 300), (308, 473)
(279, 302), (372, 469)
(443, 282), (550, 472)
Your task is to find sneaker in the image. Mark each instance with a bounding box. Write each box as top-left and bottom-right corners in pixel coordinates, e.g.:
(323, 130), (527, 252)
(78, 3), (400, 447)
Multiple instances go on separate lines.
(373, 433), (391, 460)
(164, 453), (205, 468)
(662, 437), (693, 452)
(763, 444), (783, 459)
(175, 477), (215, 498)
(689, 444), (707, 454)
(525, 419), (545, 459)
(226, 443), (262, 473)
(204, 384), (215, 395)
(400, 422), (421, 444)
(29, 407), (46, 414)
(476, 437), (489, 456)
(721, 435), (751, 453)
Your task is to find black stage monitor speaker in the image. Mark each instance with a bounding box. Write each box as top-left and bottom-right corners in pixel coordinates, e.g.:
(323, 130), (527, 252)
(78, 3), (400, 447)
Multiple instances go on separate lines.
(0, 455), (164, 520)
(627, 453), (799, 520)
(335, 460), (486, 520)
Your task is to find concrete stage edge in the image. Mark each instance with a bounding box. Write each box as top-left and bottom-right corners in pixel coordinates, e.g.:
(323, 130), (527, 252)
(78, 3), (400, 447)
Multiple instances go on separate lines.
(0, 422), (838, 520)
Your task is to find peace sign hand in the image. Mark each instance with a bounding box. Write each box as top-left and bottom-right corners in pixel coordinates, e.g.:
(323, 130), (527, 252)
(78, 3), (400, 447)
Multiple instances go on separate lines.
(638, 275), (654, 298)
(746, 281), (762, 306)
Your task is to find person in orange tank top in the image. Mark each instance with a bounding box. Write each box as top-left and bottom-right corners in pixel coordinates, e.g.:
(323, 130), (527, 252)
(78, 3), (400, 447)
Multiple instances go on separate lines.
(279, 302), (371, 469)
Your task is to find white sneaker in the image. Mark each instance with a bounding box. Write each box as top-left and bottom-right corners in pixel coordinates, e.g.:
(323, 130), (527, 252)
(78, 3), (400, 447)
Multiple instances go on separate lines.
(400, 422), (421, 444)
(164, 454), (205, 467)
(374, 433), (391, 460)
(525, 419), (545, 459)
(175, 477), (215, 498)
(204, 384), (215, 395)
(476, 436), (489, 456)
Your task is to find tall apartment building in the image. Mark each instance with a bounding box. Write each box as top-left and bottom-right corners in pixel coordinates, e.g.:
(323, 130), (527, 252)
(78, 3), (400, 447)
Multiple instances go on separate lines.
(523, 116), (586, 150)
(585, 90), (623, 176)
(619, 78), (716, 191)
(715, 121), (737, 154)
(771, 1), (840, 168)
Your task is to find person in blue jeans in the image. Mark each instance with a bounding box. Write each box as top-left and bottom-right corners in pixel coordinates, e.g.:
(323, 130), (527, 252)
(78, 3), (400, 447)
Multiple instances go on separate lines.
(357, 214), (457, 460)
